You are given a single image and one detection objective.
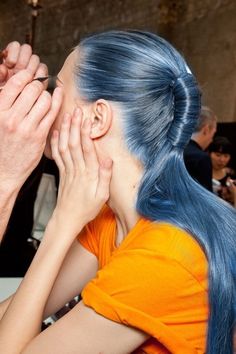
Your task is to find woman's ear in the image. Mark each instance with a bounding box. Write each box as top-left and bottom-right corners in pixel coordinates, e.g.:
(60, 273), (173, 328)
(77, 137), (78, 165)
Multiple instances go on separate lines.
(90, 99), (112, 139)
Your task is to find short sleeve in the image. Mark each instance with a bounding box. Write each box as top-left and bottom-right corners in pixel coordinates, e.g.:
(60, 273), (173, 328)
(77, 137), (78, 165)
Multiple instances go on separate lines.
(81, 248), (207, 353)
(77, 205), (116, 259)
(77, 222), (99, 257)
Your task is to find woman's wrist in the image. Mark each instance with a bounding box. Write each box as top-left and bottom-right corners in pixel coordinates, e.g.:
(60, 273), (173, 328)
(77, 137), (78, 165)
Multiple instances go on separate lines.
(46, 208), (86, 241)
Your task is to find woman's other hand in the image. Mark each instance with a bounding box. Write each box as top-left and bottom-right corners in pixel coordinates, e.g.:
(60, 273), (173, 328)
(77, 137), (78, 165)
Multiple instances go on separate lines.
(51, 108), (113, 235)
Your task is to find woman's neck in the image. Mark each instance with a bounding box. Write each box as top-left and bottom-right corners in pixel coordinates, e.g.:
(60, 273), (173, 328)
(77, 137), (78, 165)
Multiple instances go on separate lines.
(107, 155), (143, 245)
(213, 168), (227, 180)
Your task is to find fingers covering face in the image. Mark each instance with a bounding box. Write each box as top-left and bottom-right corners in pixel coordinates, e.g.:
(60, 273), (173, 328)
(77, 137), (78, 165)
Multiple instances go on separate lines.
(51, 109), (84, 173)
(39, 87), (63, 134)
(51, 109), (112, 195)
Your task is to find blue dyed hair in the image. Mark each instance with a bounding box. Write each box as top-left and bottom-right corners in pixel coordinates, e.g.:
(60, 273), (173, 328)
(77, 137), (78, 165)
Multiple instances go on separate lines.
(75, 30), (236, 353)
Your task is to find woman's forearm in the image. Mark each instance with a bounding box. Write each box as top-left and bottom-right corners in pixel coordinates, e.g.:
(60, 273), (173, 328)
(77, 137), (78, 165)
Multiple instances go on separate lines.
(0, 186), (20, 243)
(0, 213), (84, 354)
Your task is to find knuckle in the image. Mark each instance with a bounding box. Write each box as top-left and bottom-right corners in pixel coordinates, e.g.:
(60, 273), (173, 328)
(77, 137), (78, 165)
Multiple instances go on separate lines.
(21, 126), (31, 140)
(4, 119), (16, 133)
(11, 70), (31, 87)
(28, 80), (43, 94)
(11, 75), (24, 88)
(58, 146), (67, 155)
(82, 144), (90, 154)
(68, 141), (77, 149)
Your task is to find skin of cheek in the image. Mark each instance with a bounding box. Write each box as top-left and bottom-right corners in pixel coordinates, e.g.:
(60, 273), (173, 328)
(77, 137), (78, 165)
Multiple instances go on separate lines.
(211, 153), (231, 170)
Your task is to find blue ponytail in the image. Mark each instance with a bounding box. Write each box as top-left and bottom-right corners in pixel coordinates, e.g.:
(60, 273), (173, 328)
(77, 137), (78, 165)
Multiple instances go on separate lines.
(75, 30), (236, 353)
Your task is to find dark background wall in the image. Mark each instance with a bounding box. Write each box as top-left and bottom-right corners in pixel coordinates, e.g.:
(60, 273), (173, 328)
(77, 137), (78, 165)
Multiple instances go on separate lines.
(0, 0), (236, 124)
(0, 0), (169, 77)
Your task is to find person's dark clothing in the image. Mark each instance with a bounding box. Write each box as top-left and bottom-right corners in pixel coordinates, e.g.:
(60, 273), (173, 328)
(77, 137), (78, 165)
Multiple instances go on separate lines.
(0, 157), (59, 277)
(184, 140), (213, 192)
(0, 158), (45, 276)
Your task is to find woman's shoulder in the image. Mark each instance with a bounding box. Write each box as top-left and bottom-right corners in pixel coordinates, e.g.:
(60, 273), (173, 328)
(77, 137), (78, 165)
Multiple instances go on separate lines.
(126, 219), (204, 254)
(121, 219), (207, 284)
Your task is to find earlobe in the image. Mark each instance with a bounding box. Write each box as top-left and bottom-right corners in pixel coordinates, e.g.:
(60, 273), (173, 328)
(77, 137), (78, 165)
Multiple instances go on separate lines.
(90, 99), (112, 139)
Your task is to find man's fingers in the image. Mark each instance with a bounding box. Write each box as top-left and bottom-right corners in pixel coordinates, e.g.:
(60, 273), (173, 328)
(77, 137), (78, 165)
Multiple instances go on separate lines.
(13, 44), (32, 72)
(26, 54), (40, 75)
(34, 63), (49, 89)
(34, 63), (48, 78)
(0, 69), (33, 110)
(10, 80), (44, 123)
(26, 90), (51, 129)
(5, 41), (21, 68)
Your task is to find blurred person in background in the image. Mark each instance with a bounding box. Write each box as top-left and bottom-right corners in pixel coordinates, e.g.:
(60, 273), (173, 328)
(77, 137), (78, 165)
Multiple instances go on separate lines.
(209, 136), (236, 207)
(184, 106), (217, 191)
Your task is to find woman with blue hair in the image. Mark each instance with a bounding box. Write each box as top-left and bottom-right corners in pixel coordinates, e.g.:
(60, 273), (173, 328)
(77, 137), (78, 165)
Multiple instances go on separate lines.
(0, 30), (235, 354)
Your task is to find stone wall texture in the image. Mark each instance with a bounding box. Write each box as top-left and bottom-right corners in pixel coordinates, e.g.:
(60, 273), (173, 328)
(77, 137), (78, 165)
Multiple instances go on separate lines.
(0, 0), (236, 122)
(166, 0), (236, 123)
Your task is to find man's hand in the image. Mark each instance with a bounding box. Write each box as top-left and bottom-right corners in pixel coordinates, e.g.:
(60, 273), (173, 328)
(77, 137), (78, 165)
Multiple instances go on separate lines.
(0, 42), (40, 84)
(0, 69), (63, 192)
(0, 41), (62, 243)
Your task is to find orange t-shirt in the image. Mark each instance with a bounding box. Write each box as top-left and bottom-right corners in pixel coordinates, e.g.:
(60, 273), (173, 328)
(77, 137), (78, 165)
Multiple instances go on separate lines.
(78, 207), (208, 354)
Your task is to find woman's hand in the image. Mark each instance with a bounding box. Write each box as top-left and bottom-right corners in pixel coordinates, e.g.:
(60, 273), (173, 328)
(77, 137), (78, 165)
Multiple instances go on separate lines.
(51, 108), (113, 234)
